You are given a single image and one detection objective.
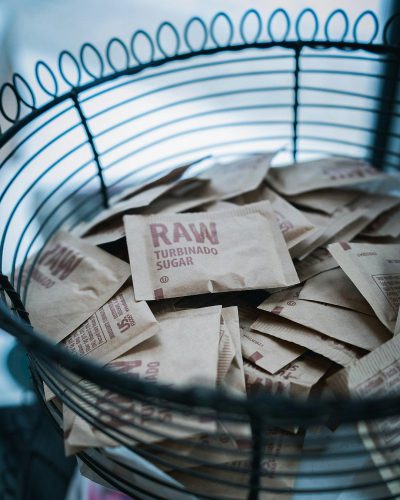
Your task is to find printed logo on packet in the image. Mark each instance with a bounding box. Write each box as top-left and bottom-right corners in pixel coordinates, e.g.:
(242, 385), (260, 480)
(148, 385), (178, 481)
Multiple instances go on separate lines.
(150, 221), (220, 271)
(38, 243), (83, 281)
(322, 164), (378, 181)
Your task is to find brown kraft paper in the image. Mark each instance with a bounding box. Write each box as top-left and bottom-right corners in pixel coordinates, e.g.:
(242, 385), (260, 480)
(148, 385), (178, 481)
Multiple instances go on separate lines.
(110, 158), (206, 204)
(286, 188), (363, 214)
(231, 185), (316, 250)
(329, 242), (400, 333)
(170, 427), (303, 500)
(295, 247), (339, 282)
(239, 306), (305, 374)
(334, 193), (400, 241)
(299, 267), (374, 315)
(78, 177), (209, 246)
(244, 352), (331, 400)
(200, 200), (237, 212)
(24, 230), (130, 342)
(63, 306), (222, 454)
(141, 190), (217, 216)
(219, 307), (246, 396)
(124, 201), (299, 301)
(252, 311), (365, 367)
(290, 206), (368, 260)
(198, 152), (276, 200)
(266, 156), (387, 196)
(137, 307), (247, 474)
(61, 282), (160, 365)
(258, 287), (391, 351)
(327, 335), (400, 498)
(362, 204), (400, 239)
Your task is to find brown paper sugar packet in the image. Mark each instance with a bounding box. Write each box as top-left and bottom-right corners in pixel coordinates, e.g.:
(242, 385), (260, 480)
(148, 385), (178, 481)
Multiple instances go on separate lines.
(266, 156), (386, 196)
(63, 403), (117, 454)
(150, 425), (240, 473)
(239, 306), (305, 374)
(61, 282), (160, 365)
(78, 177), (209, 246)
(137, 308), (246, 474)
(327, 335), (400, 497)
(362, 204), (400, 239)
(72, 178), (190, 242)
(299, 267), (374, 315)
(244, 352), (331, 400)
(333, 193), (400, 242)
(231, 185), (316, 250)
(286, 188), (363, 214)
(198, 152), (276, 200)
(200, 200), (237, 212)
(110, 158), (206, 204)
(219, 307), (246, 396)
(79, 181), (189, 234)
(81, 217), (127, 247)
(24, 230), (130, 342)
(218, 308), (248, 438)
(258, 288), (391, 351)
(328, 334), (400, 396)
(290, 206), (368, 260)
(295, 247), (339, 282)
(173, 289), (269, 311)
(252, 311), (365, 367)
(170, 428), (303, 500)
(141, 186), (216, 215)
(124, 201), (299, 301)
(357, 419), (400, 499)
(63, 306), (222, 454)
(217, 310), (236, 386)
(328, 242), (400, 333)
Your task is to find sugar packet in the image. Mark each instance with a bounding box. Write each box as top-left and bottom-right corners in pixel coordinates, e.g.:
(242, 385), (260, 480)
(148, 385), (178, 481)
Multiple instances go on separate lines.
(329, 242), (400, 332)
(328, 335), (400, 498)
(232, 185), (316, 250)
(244, 353), (331, 400)
(239, 306), (305, 374)
(258, 287), (391, 351)
(61, 282), (160, 365)
(124, 201), (299, 301)
(252, 311), (365, 367)
(295, 248), (339, 282)
(170, 428), (303, 500)
(198, 153), (276, 200)
(266, 157), (386, 196)
(299, 267), (374, 315)
(63, 306), (222, 454)
(24, 230), (130, 342)
(79, 177), (208, 246)
(110, 159), (203, 204)
(362, 205), (400, 239)
(286, 188), (362, 214)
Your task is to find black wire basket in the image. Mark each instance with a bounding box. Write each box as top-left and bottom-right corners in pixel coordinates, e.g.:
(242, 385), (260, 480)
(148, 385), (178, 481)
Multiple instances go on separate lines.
(1, 7), (400, 499)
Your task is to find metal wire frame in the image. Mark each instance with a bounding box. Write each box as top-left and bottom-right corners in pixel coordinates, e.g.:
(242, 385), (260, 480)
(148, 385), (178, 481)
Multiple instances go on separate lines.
(1, 7), (400, 498)
(5, 62), (400, 287)
(33, 363), (400, 498)
(33, 351), (400, 461)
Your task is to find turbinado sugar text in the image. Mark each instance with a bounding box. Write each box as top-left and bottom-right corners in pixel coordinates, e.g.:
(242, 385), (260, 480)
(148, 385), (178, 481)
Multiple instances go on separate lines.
(150, 221), (220, 270)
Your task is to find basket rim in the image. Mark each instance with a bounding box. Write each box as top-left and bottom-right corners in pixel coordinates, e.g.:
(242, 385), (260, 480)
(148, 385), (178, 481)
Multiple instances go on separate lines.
(2, 268), (400, 423)
(2, 6), (400, 147)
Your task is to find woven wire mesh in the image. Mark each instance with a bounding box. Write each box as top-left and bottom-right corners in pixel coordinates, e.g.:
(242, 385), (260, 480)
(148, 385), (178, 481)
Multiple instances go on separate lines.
(1, 8), (400, 498)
